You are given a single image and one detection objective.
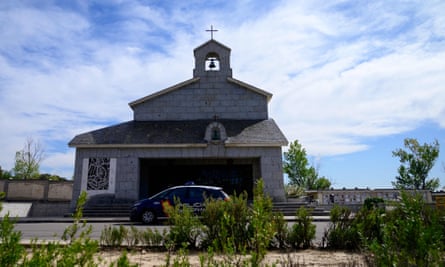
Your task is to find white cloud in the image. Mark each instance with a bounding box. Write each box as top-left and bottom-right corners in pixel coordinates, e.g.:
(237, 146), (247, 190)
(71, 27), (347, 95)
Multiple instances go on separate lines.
(41, 150), (75, 179)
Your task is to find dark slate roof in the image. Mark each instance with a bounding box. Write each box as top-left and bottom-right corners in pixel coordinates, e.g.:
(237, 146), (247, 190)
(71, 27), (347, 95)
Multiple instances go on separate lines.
(68, 119), (288, 147)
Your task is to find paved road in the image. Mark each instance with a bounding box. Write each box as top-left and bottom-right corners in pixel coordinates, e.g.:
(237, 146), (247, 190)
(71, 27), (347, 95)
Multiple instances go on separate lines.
(14, 221), (329, 246)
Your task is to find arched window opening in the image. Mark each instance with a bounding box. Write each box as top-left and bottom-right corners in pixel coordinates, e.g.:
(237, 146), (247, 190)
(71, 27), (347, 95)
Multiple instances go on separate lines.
(204, 121), (227, 143)
(205, 52), (220, 71)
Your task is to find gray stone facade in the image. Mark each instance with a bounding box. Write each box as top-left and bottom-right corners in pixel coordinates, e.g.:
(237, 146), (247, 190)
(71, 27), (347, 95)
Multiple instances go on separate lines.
(69, 39), (288, 208)
(131, 77), (269, 121)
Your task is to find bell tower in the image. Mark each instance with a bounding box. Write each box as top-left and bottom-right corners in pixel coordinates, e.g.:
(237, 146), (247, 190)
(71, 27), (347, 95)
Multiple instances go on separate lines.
(193, 36), (232, 78)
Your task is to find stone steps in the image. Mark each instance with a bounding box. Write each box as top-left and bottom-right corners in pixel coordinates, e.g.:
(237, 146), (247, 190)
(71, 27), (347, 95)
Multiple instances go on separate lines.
(82, 204), (132, 217)
(80, 202), (330, 218)
(272, 202), (330, 217)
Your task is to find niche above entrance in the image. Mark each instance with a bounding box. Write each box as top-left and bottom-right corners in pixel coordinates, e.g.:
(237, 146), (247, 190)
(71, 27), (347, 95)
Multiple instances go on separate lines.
(204, 121), (227, 143)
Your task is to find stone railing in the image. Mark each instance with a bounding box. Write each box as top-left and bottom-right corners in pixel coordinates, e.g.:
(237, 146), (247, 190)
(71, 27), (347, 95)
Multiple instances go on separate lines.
(312, 189), (432, 205)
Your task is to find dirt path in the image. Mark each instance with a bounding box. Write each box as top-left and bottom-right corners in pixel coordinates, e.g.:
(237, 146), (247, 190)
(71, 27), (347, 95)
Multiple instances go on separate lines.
(99, 249), (370, 266)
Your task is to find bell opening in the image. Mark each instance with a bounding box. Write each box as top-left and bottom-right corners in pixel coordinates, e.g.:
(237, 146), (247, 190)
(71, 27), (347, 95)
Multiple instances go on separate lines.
(205, 57), (220, 71)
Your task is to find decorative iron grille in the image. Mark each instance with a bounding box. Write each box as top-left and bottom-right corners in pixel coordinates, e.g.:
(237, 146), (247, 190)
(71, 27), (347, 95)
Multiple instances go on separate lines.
(87, 157), (110, 190)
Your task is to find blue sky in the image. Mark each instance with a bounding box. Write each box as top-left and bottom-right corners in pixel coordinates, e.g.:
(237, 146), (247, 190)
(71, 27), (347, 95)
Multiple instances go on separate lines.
(1, 0), (444, 189)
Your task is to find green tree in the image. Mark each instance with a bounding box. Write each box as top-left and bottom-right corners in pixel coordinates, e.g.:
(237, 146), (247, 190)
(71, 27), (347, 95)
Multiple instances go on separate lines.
(0, 166), (13, 180)
(38, 173), (67, 181)
(313, 177), (331, 190)
(12, 138), (45, 180)
(283, 140), (331, 190)
(392, 138), (440, 191)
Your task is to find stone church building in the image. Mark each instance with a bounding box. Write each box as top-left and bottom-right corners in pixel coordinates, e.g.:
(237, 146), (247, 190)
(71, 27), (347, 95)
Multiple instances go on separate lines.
(69, 38), (288, 208)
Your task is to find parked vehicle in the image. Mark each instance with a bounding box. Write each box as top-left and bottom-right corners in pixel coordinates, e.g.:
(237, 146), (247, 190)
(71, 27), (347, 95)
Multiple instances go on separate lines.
(130, 185), (229, 224)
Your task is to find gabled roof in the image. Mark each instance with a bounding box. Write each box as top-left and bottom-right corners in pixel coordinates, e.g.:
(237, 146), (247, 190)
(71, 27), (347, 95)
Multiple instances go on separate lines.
(193, 39), (231, 53)
(68, 119), (287, 148)
(227, 77), (272, 102)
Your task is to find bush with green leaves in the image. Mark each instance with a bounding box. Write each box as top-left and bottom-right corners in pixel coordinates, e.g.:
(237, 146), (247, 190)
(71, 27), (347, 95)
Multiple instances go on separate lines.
(270, 212), (289, 249)
(24, 191), (100, 266)
(248, 179), (276, 265)
(0, 191), (148, 266)
(322, 205), (360, 250)
(140, 227), (167, 248)
(164, 198), (204, 250)
(354, 198), (385, 247)
(289, 207), (316, 249)
(0, 193), (24, 267)
(369, 192), (445, 266)
(200, 179), (278, 266)
(100, 225), (126, 247)
(201, 190), (251, 253)
(363, 197), (384, 210)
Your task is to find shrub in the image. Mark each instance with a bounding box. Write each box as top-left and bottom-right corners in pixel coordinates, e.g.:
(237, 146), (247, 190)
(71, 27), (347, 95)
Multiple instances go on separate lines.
(141, 227), (167, 248)
(249, 179), (276, 265)
(165, 198), (203, 249)
(0, 192), (24, 267)
(369, 191), (445, 266)
(57, 191), (100, 266)
(110, 251), (138, 267)
(100, 225), (126, 247)
(354, 199), (385, 247)
(322, 205), (360, 250)
(20, 191), (101, 266)
(200, 196), (227, 248)
(124, 225), (140, 247)
(201, 191), (251, 253)
(200, 179), (279, 266)
(271, 211), (289, 249)
(289, 207), (316, 249)
(363, 197), (384, 210)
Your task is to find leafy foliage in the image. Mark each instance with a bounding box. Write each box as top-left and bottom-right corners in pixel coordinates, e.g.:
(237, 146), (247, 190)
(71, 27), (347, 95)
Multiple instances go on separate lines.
(201, 191), (251, 253)
(38, 173), (67, 181)
(13, 137), (45, 179)
(392, 138), (440, 190)
(0, 193), (24, 267)
(0, 166), (13, 179)
(289, 207), (316, 249)
(322, 205), (360, 250)
(369, 192), (445, 266)
(354, 199), (385, 248)
(0, 191), (144, 266)
(283, 140), (331, 190)
(271, 212), (289, 249)
(165, 197), (204, 250)
(249, 179), (276, 265)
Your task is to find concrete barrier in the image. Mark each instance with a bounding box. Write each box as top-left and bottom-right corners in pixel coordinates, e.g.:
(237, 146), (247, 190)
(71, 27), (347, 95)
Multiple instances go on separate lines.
(0, 180), (74, 217)
(0, 180), (73, 202)
(8, 181), (46, 200)
(48, 182), (73, 201)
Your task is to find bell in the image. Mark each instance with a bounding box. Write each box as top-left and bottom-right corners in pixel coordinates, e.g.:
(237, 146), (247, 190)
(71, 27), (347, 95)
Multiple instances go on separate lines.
(208, 58), (216, 69)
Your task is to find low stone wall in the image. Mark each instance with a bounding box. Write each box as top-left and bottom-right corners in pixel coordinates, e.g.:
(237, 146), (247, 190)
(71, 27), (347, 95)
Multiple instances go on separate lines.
(29, 202), (72, 217)
(0, 180), (73, 201)
(0, 180), (73, 217)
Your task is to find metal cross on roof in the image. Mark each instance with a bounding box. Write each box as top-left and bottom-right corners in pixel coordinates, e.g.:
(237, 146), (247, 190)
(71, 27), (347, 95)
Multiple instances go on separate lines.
(206, 25), (218, 40)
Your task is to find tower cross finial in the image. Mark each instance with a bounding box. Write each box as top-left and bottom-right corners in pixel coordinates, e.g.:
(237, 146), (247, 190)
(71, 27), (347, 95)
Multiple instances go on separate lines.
(206, 25), (218, 40)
